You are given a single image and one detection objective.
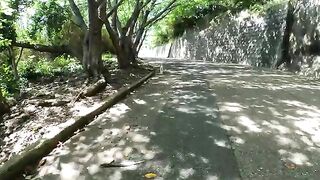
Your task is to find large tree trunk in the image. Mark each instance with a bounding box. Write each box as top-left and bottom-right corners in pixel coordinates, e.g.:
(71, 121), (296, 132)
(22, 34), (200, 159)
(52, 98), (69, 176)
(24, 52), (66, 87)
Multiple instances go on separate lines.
(0, 92), (10, 122)
(82, 30), (103, 77)
(82, 0), (105, 77)
(276, 1), (295, 69)
(116, 37), (136, 69)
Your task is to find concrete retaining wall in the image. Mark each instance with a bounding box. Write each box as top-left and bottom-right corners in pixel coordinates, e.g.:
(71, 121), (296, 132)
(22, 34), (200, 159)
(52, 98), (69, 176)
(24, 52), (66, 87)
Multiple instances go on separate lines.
(140, 4), (287, 68)
(290, 0), (320, 77)
(140, 0), (320, 78)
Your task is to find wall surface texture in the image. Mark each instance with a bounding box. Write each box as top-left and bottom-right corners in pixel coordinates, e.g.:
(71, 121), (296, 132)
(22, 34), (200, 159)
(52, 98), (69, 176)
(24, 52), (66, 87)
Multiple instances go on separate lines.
(140, 4), (288, 67)
(140, 0), (320, 77)
(290, 0), (320, 77)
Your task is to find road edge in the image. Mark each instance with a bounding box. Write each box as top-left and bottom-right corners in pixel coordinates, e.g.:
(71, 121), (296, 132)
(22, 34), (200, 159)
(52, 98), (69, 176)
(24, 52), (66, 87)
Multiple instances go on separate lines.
(0, 70), (156, 180)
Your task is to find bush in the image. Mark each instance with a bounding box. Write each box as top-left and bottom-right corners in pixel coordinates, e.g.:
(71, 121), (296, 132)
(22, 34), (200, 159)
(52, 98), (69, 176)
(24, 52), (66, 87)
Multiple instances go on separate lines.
(18, 55), (83, 80)
(0, 62), (19, 97)
(0, 54), (83, 98)
(152, 32), (171, 46)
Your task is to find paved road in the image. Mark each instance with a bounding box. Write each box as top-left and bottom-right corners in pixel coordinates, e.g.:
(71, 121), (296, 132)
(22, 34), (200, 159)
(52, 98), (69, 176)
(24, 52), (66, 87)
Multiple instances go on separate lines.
(35, 60), (320, 179)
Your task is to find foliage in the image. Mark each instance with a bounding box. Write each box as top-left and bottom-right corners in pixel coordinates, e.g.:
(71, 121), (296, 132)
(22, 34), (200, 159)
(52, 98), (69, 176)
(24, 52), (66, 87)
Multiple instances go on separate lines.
(152, 24), (172, 46)
(153, 0), (285, 45)
(18, 55), (83, 79)
(0, 0), (288, 97)
(27, 0), (70, 44)
(0, 2), (16, 50)
(0, 2), (17, 97)
(249, 0), (286, 14)
(1, 52), (82, 97)
(102, 53), (118, 69)
(0, 61), (19, 97)
(0, 14), (16, 50)
(102, 53), (113, 62)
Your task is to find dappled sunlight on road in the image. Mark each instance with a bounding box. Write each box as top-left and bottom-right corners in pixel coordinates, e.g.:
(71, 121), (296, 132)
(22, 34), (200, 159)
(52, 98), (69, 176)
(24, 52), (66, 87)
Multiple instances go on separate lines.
(202, 63), (320, 179)
(35, 61), (240, 179)
(34, 60), (320, 179)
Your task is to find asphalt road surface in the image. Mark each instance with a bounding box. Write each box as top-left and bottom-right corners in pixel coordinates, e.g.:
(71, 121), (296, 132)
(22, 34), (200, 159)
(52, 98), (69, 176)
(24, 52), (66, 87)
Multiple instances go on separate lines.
(34, 59), (320, 180)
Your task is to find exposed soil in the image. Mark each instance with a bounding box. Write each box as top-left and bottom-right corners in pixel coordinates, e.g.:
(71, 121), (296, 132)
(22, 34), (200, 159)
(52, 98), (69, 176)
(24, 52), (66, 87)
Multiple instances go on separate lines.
(0, 64), (152, 165)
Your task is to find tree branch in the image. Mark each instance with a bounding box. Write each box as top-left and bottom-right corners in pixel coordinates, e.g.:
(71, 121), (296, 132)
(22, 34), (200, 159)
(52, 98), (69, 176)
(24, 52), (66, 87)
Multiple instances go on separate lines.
(146, 5), (176, 27)
(104, 0), (125, 18)
(136, 28), (148, 53)
(126, 0), (155, 38)
(124, 0), (156, 36)
(111, 0), (119, 34)
(16, 47), (24, 65)
(133, 9), (150, 47)
(145, 0), (177, 27)
(133, 0), (176, 51)
(99, 0), (125, 37)
(99, 1), (120, 53)
(12, 42), (69, 54)
(68, 0), (88, 31)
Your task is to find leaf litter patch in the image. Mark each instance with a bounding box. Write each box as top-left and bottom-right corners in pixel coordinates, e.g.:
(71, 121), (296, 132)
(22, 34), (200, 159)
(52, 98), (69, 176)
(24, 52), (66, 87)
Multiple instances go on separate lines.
(0, 66), (151, 165)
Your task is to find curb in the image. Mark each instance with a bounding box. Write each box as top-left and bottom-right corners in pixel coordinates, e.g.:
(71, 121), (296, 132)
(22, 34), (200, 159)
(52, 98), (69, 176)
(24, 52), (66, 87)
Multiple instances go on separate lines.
(0, 70), (156, 179)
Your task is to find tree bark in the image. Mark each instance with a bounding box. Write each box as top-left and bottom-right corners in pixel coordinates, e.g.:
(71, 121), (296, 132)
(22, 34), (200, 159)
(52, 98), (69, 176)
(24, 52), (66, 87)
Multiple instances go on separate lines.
(137, 29), (148, 54)
(116, 37), (135, 69)
(276, 1), (295, 69)
(0, 92), (10, 122)
(68, 0), (88, 31)
(12, 42), (69, 54)
(100, 0), (177, 69)
(7, 46), (20, 81)
(82, 0), (107, 77)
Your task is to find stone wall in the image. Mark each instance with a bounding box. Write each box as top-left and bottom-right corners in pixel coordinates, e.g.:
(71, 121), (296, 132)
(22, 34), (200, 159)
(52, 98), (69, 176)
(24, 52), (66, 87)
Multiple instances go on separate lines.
(290, 0), (320, 78)
(139, 0), (320, 78)
(140, 4), (288, 68)
(139, 43), (172, 59)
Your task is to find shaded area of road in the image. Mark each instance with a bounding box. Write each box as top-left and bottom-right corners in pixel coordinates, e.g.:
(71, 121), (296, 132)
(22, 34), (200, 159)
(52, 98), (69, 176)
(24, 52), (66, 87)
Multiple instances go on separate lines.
(34, 60), (320, 179)
(204, 64), (320, 179)
(34, 61), (241, 180)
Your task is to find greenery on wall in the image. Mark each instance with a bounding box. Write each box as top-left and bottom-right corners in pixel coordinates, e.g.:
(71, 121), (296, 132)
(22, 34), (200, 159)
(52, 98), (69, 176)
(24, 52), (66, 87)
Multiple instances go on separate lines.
(152, 0), (287, 46)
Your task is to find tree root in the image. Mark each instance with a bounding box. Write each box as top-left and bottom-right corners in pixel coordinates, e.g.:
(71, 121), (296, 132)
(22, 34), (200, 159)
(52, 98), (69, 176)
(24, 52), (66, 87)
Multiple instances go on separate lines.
(71, 78), (108, 104)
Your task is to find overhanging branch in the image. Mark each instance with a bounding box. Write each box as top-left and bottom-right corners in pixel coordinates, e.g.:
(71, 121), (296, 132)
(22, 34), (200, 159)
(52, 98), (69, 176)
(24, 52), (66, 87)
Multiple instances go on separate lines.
(145, 0), (177, 27)
(68, 0), (88, 31)
(105, 0), (125, 18)
(12, 42), (69, 54)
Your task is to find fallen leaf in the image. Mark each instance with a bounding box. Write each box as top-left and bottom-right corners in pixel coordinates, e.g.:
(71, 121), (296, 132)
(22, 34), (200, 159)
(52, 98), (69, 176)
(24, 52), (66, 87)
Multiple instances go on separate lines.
(144, 172), (157, 179)
(38, 158), (47, 167)
(284, 162), (297, 169)
(123, 125), (131, 131)
(100, 159), (115, 168)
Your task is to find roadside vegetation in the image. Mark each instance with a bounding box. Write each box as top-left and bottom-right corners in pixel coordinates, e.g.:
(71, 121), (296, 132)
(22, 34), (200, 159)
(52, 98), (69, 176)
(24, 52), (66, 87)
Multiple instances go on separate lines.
(0, 0), (173, 166)
(152, 0), (287, 46)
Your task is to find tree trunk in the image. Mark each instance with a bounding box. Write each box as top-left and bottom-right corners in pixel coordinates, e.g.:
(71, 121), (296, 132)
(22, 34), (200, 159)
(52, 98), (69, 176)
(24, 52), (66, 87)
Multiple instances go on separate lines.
(8, 46), (19, 81)
(12, 42), (69, 55)
(0, 92), (10, 122)
(276, 1), (295, 69)
(82, 0), (105, 77)
(116, 37), (136, 69)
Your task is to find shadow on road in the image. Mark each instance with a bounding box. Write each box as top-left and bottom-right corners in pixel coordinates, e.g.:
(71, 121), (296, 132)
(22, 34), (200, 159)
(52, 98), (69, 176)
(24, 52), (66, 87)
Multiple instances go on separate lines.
(34, 60), (320, 179)
(203, 63), (320, 179)
(35, 61), (241, 180)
